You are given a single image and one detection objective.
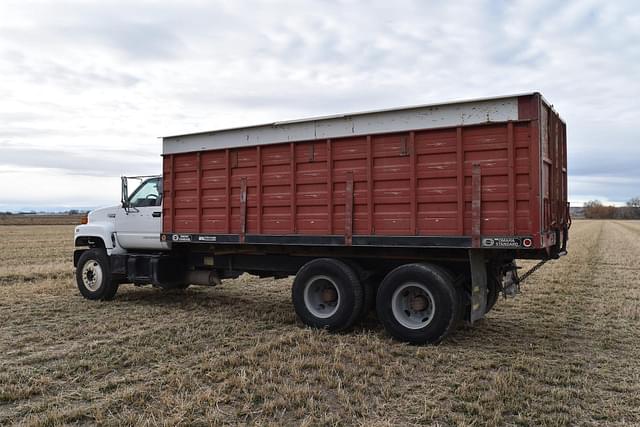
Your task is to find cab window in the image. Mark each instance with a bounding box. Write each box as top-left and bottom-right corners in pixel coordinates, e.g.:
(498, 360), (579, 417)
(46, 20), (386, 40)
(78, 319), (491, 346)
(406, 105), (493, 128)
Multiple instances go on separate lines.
(129, 178), (162, 207)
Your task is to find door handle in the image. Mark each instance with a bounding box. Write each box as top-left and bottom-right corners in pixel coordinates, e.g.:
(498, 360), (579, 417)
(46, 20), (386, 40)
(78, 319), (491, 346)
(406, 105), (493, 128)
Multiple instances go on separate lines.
(152, 211), (162, 218)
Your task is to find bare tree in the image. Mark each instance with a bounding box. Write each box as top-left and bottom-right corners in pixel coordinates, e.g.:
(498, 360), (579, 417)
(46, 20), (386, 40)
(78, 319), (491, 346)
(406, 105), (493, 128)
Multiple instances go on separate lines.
(584, 200), (616, 219)
(626, 197), (640, 219)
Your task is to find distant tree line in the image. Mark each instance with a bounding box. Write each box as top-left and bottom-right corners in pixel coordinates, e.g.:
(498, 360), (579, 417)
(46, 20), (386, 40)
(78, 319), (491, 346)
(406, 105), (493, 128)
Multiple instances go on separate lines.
(1, 210), (89, 216)
(584, 197), (640, 219)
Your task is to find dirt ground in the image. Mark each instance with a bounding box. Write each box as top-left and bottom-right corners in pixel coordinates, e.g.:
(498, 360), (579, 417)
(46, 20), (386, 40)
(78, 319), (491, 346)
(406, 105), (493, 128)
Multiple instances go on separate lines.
(1, 220), (639, 426)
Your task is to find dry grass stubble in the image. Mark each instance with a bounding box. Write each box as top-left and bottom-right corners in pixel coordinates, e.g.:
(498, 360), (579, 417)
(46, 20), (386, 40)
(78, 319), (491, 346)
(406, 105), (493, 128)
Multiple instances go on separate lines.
(0, 221), (639, 425)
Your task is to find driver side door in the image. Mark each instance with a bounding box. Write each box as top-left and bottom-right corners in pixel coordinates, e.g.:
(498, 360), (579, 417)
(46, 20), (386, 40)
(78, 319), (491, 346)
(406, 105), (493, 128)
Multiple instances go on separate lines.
(115, 178), (168, 250)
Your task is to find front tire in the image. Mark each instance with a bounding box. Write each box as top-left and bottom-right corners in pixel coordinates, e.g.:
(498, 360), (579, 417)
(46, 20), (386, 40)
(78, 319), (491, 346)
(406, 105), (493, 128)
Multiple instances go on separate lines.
(376, 263), (462, 344)
(292, 258), (364, 332)
(76, 248), (118, 300)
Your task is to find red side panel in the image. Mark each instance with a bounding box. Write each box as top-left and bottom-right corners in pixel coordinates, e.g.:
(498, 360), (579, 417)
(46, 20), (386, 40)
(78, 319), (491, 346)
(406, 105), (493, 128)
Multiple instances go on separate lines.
(163, 95), (566, 249)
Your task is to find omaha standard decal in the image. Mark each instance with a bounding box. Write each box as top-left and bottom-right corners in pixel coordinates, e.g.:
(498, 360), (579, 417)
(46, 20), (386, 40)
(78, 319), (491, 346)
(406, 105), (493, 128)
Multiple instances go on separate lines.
(171, 234), (192, 242)
(482, 237), (530, 248)
(198, 236), (217, 242)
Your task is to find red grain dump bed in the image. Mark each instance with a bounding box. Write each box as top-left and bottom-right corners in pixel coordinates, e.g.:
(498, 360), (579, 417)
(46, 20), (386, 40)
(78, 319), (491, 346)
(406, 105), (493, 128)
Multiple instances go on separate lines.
(161, 93), (568, 258)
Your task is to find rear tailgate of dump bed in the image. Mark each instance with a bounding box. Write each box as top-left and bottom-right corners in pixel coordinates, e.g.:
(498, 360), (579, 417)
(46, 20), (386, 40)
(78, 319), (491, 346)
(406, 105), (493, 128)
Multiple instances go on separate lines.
(539, 96), (569, 254)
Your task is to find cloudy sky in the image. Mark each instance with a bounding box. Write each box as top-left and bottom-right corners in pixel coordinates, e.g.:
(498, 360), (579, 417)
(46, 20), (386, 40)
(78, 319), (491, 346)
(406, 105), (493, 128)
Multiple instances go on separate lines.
(0, 0), (638, 211)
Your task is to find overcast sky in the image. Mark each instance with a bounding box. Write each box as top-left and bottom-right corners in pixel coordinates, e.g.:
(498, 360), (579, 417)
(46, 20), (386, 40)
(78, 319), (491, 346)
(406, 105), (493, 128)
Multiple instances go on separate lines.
(0, 0), (638, 211)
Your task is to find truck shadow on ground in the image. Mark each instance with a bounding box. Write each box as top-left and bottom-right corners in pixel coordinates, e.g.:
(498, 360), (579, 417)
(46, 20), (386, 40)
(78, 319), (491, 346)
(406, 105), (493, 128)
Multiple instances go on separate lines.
(108, 284), (576, 351)
(112, 284), (300, 326)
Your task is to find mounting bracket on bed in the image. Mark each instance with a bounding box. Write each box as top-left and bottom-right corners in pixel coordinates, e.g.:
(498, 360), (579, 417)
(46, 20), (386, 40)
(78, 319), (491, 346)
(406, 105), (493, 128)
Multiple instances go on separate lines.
(469, 249), (488, 323)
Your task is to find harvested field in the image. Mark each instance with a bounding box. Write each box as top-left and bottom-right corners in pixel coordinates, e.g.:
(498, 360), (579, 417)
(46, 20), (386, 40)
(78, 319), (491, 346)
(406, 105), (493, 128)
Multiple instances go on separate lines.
(0, 215), (84, 226)
(1, 220), (639, 425)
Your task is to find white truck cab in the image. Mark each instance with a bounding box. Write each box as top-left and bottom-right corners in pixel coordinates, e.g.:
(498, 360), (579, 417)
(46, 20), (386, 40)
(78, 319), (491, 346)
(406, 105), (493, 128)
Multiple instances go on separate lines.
(73, 176), (216, 301)
(74, 176), (168, 254)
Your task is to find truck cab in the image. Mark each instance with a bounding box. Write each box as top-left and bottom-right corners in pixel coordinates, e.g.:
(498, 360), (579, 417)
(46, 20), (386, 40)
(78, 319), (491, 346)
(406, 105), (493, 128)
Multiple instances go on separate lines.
(74, 176), (167, 256)
(73, 176), (213, 301)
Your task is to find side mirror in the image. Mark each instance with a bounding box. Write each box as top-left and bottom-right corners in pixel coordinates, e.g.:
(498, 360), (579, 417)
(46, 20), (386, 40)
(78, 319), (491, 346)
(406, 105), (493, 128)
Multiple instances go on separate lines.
(121, 176), (129, 209)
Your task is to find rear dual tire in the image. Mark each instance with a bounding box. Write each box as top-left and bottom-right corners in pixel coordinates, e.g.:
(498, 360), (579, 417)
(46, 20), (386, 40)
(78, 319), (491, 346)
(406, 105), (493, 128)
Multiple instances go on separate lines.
(376, 263), (462, 345)
(292, 259), (463, 344)
(292, 258), (364, 332)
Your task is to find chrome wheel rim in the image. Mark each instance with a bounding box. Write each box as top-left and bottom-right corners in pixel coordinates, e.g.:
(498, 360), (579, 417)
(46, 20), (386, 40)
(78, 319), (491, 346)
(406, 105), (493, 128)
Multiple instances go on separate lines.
(303, 275), (341, 318)
(81, 259), (103, 292)
(391, 282), (435, 329)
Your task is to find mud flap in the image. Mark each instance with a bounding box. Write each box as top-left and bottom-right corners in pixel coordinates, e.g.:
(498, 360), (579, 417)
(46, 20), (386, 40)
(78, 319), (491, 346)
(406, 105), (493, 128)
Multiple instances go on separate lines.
(469, 249), (487, 323)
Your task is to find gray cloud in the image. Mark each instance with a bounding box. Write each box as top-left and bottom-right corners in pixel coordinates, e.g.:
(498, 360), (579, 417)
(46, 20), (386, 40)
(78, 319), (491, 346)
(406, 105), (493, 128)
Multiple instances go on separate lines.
(0, 51), (141, 89)
(0, 144), (160, 177)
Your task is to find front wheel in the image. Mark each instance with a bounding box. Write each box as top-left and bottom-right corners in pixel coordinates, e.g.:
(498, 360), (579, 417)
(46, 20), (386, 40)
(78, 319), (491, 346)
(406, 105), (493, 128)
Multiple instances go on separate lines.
(376, 263), (462, 344)
(76, 248), (118, 300)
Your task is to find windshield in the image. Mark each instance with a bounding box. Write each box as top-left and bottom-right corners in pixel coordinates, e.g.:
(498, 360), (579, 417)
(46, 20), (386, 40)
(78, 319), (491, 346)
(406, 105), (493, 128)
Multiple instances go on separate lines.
(128, 178), (162, 207)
